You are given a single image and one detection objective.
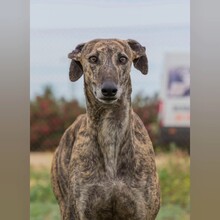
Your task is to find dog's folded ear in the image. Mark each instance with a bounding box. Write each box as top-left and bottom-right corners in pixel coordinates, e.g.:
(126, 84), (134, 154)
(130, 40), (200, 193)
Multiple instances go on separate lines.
(127, 39), (148, 75)
(68, 43), (85, 82)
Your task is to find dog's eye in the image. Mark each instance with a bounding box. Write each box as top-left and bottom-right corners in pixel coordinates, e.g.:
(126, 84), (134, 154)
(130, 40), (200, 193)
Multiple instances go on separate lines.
(119, 56), (128, 64)
(89, 56), (98, 64)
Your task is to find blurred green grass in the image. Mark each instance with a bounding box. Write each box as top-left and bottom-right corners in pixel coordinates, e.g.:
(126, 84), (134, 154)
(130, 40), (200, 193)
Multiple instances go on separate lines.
(30, 149), (190, 220)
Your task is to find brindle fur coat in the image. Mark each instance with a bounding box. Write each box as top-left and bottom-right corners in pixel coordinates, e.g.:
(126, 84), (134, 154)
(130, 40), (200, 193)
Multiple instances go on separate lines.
(51, 39), (160, 220)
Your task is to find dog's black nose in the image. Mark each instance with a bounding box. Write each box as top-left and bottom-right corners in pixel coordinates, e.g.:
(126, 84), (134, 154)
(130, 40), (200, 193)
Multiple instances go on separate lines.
(101, 81), (118, 97)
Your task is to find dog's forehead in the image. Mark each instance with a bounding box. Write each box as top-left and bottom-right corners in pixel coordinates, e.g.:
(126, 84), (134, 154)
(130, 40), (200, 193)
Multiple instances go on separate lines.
(83, 39), (132, 55)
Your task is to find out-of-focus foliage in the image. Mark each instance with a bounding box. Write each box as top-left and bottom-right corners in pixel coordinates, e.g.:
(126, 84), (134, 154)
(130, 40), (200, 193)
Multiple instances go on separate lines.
(30, 87), (160, 151)
(158, 158), (190, 209)
(30, 166), (57, 203)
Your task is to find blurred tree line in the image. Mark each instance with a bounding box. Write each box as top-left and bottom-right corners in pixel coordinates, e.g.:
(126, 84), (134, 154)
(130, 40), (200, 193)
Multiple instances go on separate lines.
(30, 87), (159, 151)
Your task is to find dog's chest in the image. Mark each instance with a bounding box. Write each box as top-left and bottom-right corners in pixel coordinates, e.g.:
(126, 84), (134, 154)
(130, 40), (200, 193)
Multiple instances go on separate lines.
(97, 116), (129, 178)
(71, 119), (130, 181)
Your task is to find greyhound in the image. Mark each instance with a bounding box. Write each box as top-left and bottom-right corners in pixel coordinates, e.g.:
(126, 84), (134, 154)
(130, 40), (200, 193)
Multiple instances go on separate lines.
(51, 39), (160, 220)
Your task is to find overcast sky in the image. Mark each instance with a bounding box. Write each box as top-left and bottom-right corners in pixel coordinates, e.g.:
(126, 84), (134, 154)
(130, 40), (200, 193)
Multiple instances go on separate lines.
(31, 0), (190, 29)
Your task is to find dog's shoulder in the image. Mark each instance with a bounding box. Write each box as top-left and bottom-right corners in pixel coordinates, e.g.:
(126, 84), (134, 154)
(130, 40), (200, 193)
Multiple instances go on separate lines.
(131, 110), (154, 153)
(68, 114), (87, 134)
(131, 111), (158, 182)
(132, 111), (150, 138)
(58, 114), (87, 149)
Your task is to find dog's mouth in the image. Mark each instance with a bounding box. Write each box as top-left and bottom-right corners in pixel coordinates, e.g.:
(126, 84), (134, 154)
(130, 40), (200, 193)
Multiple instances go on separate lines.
(98, 97), (118, 104)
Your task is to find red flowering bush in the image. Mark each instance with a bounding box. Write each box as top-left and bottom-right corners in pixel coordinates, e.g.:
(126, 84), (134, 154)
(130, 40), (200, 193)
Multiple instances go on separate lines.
(30, 87), (85, 151)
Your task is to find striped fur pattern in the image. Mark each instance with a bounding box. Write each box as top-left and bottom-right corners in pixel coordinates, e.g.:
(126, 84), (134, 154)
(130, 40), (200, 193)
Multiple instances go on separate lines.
(51, 39), (160, 220)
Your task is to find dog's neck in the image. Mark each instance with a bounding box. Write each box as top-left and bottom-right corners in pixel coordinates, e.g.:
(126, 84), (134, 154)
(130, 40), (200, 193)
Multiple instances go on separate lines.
(85, 83), (132, 178)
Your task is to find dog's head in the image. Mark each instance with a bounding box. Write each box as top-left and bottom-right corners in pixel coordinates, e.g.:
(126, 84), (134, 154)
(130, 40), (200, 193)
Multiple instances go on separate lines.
(68, 39), (148, 104)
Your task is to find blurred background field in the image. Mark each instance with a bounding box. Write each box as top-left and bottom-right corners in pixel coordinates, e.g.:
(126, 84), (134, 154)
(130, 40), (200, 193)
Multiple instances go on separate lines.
(30, 148), (190, 220)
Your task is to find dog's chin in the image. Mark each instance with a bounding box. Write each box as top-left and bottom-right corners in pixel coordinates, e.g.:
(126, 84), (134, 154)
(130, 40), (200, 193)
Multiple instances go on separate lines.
(97, 97), (118, 104)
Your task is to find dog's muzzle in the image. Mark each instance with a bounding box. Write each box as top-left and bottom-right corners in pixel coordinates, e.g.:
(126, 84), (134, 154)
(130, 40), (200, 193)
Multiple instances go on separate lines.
(94, 81), (119, 104)
(101, 81), (118, 99)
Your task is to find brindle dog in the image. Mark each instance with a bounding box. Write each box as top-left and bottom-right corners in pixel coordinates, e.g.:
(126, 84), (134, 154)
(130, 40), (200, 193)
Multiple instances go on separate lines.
(51, 39), (160, 220)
